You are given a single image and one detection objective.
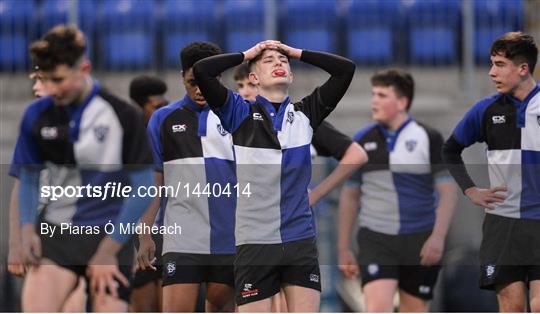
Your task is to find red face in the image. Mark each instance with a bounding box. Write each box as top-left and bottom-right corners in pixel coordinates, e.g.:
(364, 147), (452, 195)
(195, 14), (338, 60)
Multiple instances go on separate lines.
(249, 49), (293, 89)
(370, 85), (408, 125)
(236, 78), (258, 101)
(30, 72), (49, 98)
(38, 61), (90, 106)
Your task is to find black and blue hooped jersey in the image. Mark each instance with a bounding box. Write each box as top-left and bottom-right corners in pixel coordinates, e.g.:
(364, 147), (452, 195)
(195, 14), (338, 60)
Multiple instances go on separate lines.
(452, 84), (540, 220)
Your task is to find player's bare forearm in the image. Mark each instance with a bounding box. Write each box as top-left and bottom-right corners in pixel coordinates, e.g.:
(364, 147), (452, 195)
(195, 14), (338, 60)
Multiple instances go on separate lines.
(337, 186), (361, 251)
(139, 172), (164, 236)
(432, 181), (458, 239)
(9, 180), (21, 249)
(310, 143), (367, 206)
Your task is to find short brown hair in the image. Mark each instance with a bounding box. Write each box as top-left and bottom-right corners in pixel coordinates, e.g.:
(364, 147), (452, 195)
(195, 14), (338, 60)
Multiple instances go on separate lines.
(371, 69), (415, 111)
(29, 25), (87, 72)
(490, 32), (538, 74)
(248, 48), (289, 71)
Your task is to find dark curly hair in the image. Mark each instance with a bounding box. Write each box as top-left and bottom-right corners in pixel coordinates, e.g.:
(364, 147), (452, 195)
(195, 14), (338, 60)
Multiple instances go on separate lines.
(180, 41), (222, 72)
(29, 25), (86, 72)
(129, 75), (168, 108)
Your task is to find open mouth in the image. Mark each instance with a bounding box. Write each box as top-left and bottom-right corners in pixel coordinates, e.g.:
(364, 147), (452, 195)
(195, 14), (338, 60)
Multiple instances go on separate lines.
(272, 69), (286, 77)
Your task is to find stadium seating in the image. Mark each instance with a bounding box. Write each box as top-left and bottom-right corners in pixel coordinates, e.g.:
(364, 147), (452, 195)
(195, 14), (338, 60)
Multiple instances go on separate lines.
(345, 0), (400, 65)
(99, 0), (156, 70)
(0, 0), (529, 71)
(407, 0), (461, 65)
(163, 0), (215, 67)
(281, 0), (338, 53)
(474, 0), (525, 63)
(224, 0), (265, 53)
(0, 0), (34, 71)
(40, 0), (96, 59)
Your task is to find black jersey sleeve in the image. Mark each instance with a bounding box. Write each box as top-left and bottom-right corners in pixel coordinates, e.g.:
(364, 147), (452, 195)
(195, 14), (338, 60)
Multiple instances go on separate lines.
(442, 135), (476, 193)
(296, 50), (356, 129)
(312, 121), (353, 160)
(100, 90), (153, 167)
(193, 52), (245, 110)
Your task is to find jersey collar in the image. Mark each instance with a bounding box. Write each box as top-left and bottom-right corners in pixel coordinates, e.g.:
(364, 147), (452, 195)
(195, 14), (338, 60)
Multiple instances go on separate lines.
(255, 95), (291, 131)
(377, 116), (413, 151)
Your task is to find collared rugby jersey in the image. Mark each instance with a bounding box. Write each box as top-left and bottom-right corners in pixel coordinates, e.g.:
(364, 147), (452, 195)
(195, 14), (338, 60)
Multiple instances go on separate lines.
(147, 95), (236, 254)
(348, 118), (448, 235)
(449, 84), (540, 220)
(10, 82), (153, 227)
(193, 50), (356, 245)
(216, 91), (325, 245)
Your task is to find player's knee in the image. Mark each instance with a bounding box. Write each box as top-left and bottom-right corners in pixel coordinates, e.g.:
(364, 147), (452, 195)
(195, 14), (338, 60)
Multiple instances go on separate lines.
(399, 299), (428, 312)
(365, 298), (394, 312)
(497, 292), (526, 312)
(205, 286), (235, 312)
(529, 297), (540, 313)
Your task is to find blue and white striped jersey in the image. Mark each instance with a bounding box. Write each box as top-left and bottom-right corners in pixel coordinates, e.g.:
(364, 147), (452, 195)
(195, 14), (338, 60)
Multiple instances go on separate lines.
(147, 95), (236, 254)
(451, 84), (540, 219)
(348, 118), (449, 235)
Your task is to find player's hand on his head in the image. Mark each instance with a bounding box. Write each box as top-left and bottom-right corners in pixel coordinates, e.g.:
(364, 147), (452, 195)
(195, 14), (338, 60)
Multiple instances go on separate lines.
(8, 242), (27, 276)
(87, 251), (129, 299)
(277, 43), (302, 59)
(136, 234), (156, 271)
(465, 186), (507, 210)
(20, 223), (41, 266)
(420, 234), (444, 266)
(338, 248), (359, 278)
(243, 40), (281, 60)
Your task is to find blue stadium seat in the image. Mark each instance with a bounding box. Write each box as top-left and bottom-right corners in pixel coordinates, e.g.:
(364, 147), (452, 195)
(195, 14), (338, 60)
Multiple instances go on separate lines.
(40, 0), (97, 59)
(163, 0), (215, 68)
(407, 0), (461, 65)
(0, 0), (34, 71)
(224, 0), (265, 52)
(281, 0), (338, 53)
(474, 0), (524, 63)
(345, 0), (400, 65)
(99, 0), (156, 69)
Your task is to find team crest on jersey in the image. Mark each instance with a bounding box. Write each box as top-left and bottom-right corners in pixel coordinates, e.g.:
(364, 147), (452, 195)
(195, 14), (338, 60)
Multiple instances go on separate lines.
(405, 140), (417, 152)
(287, 111), (295, 124)
(166, 261), (176, 276)
(93, 125), (109, 142)
(217, 124), (228, 136)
